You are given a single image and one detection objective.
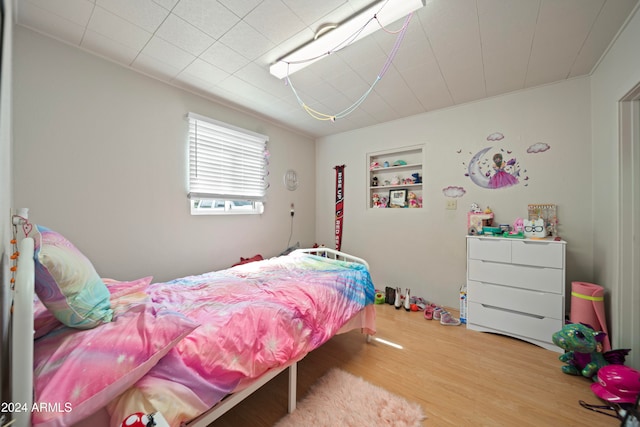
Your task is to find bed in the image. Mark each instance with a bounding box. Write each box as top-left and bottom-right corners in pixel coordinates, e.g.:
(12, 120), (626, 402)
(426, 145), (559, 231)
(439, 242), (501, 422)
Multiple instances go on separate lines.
(7, 225), (376, 427)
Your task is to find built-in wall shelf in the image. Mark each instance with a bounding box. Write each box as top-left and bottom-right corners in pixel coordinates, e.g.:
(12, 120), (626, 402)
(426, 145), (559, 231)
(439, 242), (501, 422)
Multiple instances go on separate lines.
(367, 145), (425, 209)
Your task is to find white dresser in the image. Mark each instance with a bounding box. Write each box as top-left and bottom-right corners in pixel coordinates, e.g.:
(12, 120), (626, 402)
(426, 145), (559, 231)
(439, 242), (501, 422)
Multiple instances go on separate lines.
(466, 236), (566, 352)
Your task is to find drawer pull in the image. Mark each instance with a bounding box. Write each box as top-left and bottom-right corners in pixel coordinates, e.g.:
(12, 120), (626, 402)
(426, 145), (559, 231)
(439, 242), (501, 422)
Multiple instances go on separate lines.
(481, 304), (544, 319)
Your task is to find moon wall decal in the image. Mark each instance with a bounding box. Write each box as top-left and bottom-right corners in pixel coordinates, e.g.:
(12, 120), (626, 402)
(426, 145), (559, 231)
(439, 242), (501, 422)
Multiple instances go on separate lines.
(468, 146), (492, 188)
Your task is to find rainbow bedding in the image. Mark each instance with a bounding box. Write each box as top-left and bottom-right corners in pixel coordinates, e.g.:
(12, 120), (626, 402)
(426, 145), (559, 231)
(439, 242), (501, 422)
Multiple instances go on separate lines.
(32, 251), (376, 427)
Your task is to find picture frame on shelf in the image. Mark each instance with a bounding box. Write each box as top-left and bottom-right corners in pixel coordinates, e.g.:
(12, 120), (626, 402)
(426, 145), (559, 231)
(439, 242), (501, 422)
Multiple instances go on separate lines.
(389, 189), (408, 208)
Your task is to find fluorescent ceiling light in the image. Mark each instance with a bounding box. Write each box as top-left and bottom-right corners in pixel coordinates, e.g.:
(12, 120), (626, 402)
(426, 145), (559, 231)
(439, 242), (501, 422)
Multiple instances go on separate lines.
(269, 0), (426, 79)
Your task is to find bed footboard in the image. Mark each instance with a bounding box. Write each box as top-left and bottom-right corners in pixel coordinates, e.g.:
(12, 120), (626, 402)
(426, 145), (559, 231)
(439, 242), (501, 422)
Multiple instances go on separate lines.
(292, 248), (369, 270)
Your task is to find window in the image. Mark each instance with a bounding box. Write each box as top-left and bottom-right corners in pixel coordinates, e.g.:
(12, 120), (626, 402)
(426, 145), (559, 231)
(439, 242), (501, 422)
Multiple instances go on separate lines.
(187, 112), (269, 215)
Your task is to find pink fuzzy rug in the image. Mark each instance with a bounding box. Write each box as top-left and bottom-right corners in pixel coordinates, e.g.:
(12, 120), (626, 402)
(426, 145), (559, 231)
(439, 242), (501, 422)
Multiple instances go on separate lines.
(274, 368), (426, 427)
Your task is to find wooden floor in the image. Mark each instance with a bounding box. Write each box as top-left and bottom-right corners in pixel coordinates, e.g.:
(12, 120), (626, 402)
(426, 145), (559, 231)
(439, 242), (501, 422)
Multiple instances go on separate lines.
(211, 304), (617, 426)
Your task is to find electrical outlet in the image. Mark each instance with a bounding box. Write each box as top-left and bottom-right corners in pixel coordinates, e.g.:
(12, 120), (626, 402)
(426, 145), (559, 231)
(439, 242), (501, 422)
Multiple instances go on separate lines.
(446, 199), (457, 210)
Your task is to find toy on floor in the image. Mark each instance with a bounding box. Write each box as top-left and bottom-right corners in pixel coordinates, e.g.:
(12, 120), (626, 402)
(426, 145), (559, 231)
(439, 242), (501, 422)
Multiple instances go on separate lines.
(552, 323), (630, 379)
(591, 364), (640, 405)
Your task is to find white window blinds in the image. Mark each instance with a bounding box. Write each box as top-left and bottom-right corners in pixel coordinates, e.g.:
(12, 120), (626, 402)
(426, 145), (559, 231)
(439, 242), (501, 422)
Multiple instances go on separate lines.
(188, 113), (269, 201)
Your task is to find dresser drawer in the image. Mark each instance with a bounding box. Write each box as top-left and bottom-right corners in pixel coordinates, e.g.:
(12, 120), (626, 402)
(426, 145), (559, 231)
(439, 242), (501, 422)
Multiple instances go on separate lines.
(467, 301), (563, 345)
(511, 240), (565, 268)
(468, 259), (564, 294)
(468, 280), (563, 319)
(467, 238), (511, 263)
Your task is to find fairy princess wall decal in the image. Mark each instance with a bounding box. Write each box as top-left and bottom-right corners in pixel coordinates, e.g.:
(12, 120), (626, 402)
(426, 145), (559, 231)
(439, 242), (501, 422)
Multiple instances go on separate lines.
(488, 152), (519, 189)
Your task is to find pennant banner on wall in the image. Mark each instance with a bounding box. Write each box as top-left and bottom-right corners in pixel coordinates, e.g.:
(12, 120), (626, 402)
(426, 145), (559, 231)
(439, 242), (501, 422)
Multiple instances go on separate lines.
(334, 165), (345, 251)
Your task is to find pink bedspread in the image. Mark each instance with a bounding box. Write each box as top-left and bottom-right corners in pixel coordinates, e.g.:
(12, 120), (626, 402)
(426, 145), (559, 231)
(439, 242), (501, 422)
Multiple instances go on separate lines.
(108, 252), (376, 426)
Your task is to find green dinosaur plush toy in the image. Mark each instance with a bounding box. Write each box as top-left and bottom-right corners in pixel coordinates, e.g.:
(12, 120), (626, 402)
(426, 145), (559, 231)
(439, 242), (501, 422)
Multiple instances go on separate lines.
(552, 323), (629, 379)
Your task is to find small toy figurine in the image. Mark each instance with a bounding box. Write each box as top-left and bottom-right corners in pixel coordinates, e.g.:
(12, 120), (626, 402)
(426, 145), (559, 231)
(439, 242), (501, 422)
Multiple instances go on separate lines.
(552, 323), (630, 379)
(370, 162), (380, 170)
(380, 196), (388, 208)
(470, 203), (482, 213)
(408, 192), (419, 208)
(484, 206), (492, 214)
(383, 161), (390, 168)
(512, 217), (524, 233)
(391, 176), (401, 185)
(372, 176), (378, 187)
(411, 173), (422, 184)
(372, 193), (381, 208)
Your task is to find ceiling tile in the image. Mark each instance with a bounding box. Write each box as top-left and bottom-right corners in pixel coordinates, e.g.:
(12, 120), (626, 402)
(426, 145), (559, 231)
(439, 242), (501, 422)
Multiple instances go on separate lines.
(568, 0), (639, 77)
(18, 1), (86, 45)
(137, 36), (196, 71)
(156, 13), (214, 56)
(233, 62), (291, 98)
(172, 0), (240, 39)
(280, 0), (346, 26)
(152, 0), (180, 11)
(217, 0), (263, 19)
(132, 53), (185, 80)
(96, 0), (168, 33)
(219, 20), (275, 61)
(175, 58), (230, 87)
(526, 0), (604, 86)
(244, 0), (307, 45)
(401, 62), (455, 112)
(88, 6), (152, 51)
(478, 0), (539, 95)
(200, 42), (251, 74)
(421, 0), (487, 104)
(22, 0), (95, 27)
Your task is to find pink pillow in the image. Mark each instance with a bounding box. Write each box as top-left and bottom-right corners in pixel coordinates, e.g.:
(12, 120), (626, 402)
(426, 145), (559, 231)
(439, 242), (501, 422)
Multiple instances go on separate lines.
(32, 299), (198, 427)
(32, 225), (113, 329)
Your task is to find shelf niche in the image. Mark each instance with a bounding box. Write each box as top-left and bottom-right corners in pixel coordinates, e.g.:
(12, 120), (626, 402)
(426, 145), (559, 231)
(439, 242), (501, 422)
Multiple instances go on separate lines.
(367, 145), (425, 209)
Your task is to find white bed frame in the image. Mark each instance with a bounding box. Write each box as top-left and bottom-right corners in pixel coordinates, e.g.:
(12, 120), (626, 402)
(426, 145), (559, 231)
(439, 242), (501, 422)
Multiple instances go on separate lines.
(7, 242), (371, 427)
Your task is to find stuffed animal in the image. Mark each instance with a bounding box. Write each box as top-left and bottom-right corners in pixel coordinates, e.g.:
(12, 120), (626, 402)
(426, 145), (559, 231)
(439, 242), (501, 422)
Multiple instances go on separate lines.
(412, 173), (422, 184)
(391, 176), (401, 185)
(408, 192), (419, 208)
(552, 323), (629, 379)
(470, 203), (482, 213)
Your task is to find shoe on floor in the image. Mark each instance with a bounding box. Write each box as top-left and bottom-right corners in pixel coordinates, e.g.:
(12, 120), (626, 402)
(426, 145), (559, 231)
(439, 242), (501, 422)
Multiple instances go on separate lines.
(432, 306), (444, 320)
(394, 287), (403, 309)
(440, 311), (461, 326)
(423, 304), (435, 320)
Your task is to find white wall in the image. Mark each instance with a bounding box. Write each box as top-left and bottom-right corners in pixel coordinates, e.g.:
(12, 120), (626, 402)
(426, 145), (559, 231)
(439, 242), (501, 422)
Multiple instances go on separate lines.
(0, 0), (14, 407)
(591, 5), (640, 368)
(12, 27), (316, 282)
(316, 78), (593, 310)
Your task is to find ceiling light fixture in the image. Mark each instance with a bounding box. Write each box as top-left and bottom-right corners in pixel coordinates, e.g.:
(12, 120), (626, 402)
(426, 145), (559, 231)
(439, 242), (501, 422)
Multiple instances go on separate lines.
(269, 0), (426, 79)
(314, 23), (338, 40)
